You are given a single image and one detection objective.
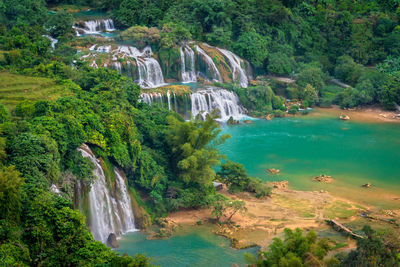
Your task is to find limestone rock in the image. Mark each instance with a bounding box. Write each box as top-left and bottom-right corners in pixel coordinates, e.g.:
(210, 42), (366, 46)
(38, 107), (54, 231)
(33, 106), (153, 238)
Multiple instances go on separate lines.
(339, 115), (350, 120)
(107, 233), (119, 248)
(312, 174), (333, 183)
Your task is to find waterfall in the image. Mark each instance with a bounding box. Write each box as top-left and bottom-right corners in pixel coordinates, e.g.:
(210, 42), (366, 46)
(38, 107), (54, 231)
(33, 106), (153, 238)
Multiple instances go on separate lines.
(167, 90), (171, 110)
(83, 20), (102, 34)
(43, 35), (58, 49)
(113, 61), (122, 73)
(114, 45), (165, 88)
(190, 87), (246, 121)
(78, 144), (136, 244)
(90, 44), (111, 53)
(103, 19), (115, 31)
(195, 45), (222, 82)
(180, 45), (197, 82)
(140, 92), (164, 106)
(78, 19), (116, 34)
(216, 48), (248, 88)
(139, 87), (245, 121)
(114, 168), (136, 233)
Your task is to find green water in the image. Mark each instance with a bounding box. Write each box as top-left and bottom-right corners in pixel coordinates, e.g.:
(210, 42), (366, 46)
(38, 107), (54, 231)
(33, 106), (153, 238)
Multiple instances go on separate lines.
(116, 226), (258, 267)
(117, 113), (399, 266)
(219, 114), (400, 208)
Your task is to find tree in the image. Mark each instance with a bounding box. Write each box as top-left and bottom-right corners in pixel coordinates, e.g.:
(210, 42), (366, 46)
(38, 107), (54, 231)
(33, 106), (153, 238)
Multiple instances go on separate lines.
(206, 194), (246, 223)
(217, 161), (250, 192)
(296, 65), (325, 92)
(0, 166), (24, 222)
(234, 29), (270, 68)
(267, 52), (294, 76)
(1, 0), (48, 28)
(334, 55), (363, 86)
(255, 228), (332, 266)
(8, 133), (60, 185)
(342, 225), (400, 266)
(226, 199), (246, 222)
(166, 113), (230, 187)
(160, 22), (192, 48)
(0, 103), (10, 124)
(45, 11), (73, 38)
(301, 84), (319, 106)
(119, 26), (161, 47)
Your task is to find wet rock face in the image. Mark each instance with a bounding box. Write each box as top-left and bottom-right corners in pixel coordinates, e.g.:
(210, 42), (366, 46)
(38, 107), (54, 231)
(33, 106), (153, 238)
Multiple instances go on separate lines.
(107, 233), (119, 248)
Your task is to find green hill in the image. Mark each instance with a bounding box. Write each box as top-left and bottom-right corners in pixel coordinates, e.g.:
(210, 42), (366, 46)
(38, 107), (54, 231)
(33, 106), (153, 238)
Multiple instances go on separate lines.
(0, 72), (71, 110)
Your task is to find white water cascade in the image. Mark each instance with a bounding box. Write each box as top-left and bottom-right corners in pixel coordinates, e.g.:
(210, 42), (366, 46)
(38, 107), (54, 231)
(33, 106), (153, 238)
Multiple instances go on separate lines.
(217, 48), (249, 88)
(195, 45), (222, 82)
(43, 35), (58, 49)
(114, 45), (165, 88)
(191, 87), (246, 121)
(180, 45), (197, 83)
(140, 92), (165, 106)
(82, 19), (116, 34)
(78, 144), (136, 244)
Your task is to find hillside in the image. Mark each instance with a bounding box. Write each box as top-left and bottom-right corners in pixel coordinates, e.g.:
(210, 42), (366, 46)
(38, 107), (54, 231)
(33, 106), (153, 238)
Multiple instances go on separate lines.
(0, 72), (72, 109)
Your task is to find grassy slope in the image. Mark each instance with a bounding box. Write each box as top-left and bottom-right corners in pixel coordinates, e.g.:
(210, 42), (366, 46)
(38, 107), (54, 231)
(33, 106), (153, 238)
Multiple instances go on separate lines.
(0, 71), (71, 110)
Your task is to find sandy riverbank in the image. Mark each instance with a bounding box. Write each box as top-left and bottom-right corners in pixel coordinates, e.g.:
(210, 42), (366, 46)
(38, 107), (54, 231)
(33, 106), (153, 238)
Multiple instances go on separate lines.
(312, 105), (400, 124)
(163, 184), (400, 250)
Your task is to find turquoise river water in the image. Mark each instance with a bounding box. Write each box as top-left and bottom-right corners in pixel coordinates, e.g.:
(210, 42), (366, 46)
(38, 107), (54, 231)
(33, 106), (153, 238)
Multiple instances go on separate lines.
(117, 112), (400, 266)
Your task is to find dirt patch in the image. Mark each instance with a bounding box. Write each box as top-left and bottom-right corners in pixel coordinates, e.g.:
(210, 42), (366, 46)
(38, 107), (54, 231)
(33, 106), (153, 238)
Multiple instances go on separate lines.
(314, 106), (400, 124)
(165, 186), (371, 250)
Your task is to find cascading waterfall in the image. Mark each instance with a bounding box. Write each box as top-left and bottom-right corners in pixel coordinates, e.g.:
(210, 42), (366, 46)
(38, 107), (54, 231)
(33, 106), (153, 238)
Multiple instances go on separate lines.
(195, 45), (222, 82)
(82, 19), (116, 34)
(43, 35), (58, 49)
(78, 144), (136, 244)
(140, 87), (246, 121)
(114, 45), (165, 88)
(167, 90), (171, 110)
(103, 19), (115, 31)
(190, 87), (246, 121)
(140, 92), (173, 110)
(180, 45), (197, 82)
(217, 48), (249, 88)
(114, 168), (136, 232)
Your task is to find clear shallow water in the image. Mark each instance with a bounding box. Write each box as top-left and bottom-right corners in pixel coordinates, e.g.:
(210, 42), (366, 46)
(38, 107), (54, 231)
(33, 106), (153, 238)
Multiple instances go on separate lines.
(219, 113), (400, 208)
(116, 226), (258, 267)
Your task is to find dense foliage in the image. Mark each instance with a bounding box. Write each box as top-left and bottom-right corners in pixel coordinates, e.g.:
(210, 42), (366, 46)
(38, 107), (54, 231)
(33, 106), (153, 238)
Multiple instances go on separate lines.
(245, 226), (400, 267)
(246, 228), (333, 266)
(104, 0), (400, 109)
(217, 161), (271, 198)
(1, 0), (400, 265)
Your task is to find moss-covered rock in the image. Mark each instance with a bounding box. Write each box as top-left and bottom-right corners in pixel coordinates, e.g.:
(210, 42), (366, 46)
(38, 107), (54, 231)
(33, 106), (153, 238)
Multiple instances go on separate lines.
(129, 187), (152, 229)
(158, 47), (181, 81)
(198, 44), (232, 83)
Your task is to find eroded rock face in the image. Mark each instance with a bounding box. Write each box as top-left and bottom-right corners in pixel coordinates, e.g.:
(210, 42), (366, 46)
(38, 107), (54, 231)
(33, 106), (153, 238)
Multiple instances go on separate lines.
(107, 233), (119, 248)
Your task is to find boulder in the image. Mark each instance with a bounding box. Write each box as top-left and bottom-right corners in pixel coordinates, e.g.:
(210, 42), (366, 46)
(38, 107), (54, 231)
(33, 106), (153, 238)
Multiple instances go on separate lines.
(266, 168), (280, 175)
(339, 115), (350, 120)
(107, 233), (119, 248)
(243, 120), (252, 124)
(312, 174), (333, 183)
(227, 116), (240, 125)
(270, 180), (289, 189)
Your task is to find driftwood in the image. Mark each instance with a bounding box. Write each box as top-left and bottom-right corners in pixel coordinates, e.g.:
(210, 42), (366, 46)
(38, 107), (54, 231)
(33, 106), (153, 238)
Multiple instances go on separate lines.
(326, 219), (364, 239)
